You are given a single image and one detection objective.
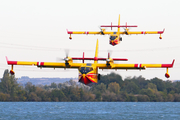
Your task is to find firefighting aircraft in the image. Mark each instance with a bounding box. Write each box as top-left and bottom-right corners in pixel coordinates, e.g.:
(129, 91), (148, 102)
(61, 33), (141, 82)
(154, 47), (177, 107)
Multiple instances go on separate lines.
(6, 40), (174, 86)
(67, 15), (165, 46)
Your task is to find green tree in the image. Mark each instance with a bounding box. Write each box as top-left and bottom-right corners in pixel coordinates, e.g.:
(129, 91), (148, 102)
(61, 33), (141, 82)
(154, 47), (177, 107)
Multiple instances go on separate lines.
(68, 79), (77, 87)
(25, 82), (36, 93)
(95, 91), (102, 101)
(125, 76), (148, 89)
(107, 82), (120, 94)
(50, 82), (57, 88)
(17, 88), (27, 101)
(174, 93), (180, 102)
(129, 94), (137, 102)
(99, 72), (123, 87)
(167, 94), (174, 102)
(91, 83), (106, 93)
(117, 91), (129, 102)
(123, 81), (139, 94)
(27, 92), (41, 101)
(173, 81), (180, 93)
(51, 89), (67, 101)
(147, 83), (157, 91)
(137, 95), (150, 102)
(0, 69), (19, 98)
(0, 92), (10, 101)
(102, 90), (117, 101)
(140, 89), (157, 101)
(35, 87), (48, 101)
(150, 77), (165, 91)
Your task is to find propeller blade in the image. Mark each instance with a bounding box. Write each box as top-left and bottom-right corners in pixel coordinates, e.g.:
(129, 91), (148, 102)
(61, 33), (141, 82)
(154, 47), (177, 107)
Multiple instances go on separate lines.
(64, 49), (69, 58)
(56, 49), (70, 62)
(56, 57), (65, 61)
(98, 26), (105, 35)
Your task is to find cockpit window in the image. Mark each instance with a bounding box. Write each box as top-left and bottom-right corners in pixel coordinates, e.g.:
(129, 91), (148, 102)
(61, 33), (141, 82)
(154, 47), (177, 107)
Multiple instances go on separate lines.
(79, 67), (93, 74)
(86, 63), (92, 66)
(110, 36), (117, 40)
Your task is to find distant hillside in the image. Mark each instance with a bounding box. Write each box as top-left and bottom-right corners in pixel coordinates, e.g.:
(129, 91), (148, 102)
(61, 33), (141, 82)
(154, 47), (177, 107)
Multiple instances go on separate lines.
(17, 76), (77, 85)
(172, 80), (180, 82)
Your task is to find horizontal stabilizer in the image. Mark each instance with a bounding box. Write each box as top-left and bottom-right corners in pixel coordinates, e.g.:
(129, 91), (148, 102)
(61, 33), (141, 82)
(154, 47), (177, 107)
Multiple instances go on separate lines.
(72, 57), (128, 61)
(101, 25), (138, 28)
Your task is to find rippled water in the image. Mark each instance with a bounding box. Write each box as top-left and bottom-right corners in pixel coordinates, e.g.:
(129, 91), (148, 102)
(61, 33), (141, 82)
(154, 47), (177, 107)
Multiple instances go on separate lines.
(0, 102), (180, 120)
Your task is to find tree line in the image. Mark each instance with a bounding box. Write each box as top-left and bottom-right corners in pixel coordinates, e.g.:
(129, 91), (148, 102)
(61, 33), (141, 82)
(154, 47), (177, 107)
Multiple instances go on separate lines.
(0, 69), (180, 102)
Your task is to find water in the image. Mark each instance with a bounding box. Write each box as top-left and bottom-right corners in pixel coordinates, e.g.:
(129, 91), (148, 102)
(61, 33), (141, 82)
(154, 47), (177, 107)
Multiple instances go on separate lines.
(0, 102), (180, 120)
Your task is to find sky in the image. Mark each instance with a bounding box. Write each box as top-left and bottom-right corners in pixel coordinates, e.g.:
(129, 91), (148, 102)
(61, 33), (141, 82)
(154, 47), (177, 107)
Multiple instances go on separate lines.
(0, 0), (180, 80)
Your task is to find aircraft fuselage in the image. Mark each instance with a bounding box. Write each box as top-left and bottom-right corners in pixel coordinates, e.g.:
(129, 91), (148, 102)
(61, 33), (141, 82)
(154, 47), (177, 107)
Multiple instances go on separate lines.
(78, 64), (98, 86)
(109, 34), (121, 46)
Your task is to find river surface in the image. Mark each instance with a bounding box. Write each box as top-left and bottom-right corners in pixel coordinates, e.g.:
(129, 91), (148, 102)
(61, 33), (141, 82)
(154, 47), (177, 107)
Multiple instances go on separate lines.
(0, 102), (180, 120)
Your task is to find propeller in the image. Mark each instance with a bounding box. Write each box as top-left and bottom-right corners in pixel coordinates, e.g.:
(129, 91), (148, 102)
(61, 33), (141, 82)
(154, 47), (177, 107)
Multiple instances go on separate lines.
(64, 49), (69, 60)
(56, 49), (70, 62)
(106, 50), (125, 63)
(106, 50), (113, 63)
(98, 26), (105, 35)
(123, 22), (130, 35)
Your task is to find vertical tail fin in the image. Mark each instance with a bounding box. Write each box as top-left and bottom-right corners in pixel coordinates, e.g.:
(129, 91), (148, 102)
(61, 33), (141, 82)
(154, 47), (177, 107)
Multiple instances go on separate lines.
(117, 14), (120, 33)
(94, 39), (99, 64)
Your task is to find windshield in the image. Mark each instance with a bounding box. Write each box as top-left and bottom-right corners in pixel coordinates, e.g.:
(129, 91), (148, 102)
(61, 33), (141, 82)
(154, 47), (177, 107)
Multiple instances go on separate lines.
(79, 67), (93, 74)
(110, 36), (117, 40)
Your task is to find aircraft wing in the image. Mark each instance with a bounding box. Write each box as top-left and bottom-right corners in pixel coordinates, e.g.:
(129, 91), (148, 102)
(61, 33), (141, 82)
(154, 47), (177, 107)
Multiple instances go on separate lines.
(67, 30), (113, 35)
(6, 57), (83, 69)
(67, 29), (164, 35)
(124, 29), (165, 35)
(96, 59), (174, 69)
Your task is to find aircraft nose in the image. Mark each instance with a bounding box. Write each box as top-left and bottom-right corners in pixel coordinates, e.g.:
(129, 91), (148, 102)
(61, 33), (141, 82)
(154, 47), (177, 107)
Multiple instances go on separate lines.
(83, 74), (86, 79)
(110, 40), (114, 45)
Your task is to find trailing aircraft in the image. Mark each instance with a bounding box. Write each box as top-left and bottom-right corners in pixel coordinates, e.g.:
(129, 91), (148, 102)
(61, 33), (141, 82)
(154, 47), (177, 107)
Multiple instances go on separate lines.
(67, 15), (165, 46)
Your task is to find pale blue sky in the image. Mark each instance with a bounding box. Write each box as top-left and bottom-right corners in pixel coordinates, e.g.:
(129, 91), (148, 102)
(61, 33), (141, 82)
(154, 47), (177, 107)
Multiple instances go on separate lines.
(0, 0), (179, 80)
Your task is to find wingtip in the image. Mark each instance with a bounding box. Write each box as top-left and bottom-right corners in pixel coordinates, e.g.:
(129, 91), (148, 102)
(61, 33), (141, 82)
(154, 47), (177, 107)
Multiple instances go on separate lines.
(5, 56), (9, 64)
(5, 56), (8, 61)
(163, 28), (165, 32)
(172, 59), (175, 67)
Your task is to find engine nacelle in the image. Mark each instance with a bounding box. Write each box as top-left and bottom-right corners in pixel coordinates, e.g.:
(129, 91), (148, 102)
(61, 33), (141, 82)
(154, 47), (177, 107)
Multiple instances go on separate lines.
(98, 74), (100, 80)
(10, 70), (15, 75)
(120, 37), (122, 41)
(165, 73), (170, 78)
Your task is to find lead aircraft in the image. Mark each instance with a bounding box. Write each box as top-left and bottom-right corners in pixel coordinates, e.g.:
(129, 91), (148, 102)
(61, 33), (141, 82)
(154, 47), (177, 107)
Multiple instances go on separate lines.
(67, 15), (165, 46)
(6, 40), (174, 86)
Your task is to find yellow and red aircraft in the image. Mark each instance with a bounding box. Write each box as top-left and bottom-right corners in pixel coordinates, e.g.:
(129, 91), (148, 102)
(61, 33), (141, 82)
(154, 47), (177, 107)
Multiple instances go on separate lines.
(67, 15), (165, 46)
(6, 40), (174, 86)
